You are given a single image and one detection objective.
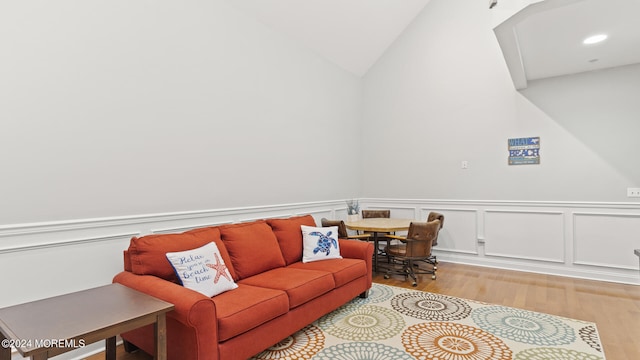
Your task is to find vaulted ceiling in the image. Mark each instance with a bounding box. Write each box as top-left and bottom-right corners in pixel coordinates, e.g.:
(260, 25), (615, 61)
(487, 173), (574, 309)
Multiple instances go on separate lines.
(225, 0), (432, 77)
(494, 0), (640, 89)
(225, 0), (640, 89)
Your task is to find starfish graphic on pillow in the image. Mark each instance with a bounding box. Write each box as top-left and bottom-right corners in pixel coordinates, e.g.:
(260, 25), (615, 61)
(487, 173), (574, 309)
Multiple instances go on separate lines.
(206, 253), (232, 283)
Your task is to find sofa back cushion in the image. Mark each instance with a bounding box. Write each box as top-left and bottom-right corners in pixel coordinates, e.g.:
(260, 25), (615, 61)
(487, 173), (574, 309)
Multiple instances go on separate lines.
(266, 215), (316, 265)
(219, 220), (286, 280)
(185, 227), (237, 280)
(129, 230), (221, 282)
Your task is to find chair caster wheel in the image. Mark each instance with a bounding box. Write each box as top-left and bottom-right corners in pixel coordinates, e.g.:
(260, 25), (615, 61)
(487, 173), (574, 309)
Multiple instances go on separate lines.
(433, 266), (437, 270)
(412, 282), (417, 287)
(384, 275), (390, 279)
(431, 275), (436, 280)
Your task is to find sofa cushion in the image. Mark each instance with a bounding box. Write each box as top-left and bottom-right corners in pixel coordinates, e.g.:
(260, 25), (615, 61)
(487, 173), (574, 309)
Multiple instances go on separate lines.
(129, 232), (216, 282)
(301, 225), (342, 263)
(219, 221), (286, 279)
(212, 284), (289, 342)
(288, 258), (367, 288)
(266, 215), (316, 265)
(239, 267), (335, 309)
(165, 242), (238, 297)
(185, 227), (237, 280)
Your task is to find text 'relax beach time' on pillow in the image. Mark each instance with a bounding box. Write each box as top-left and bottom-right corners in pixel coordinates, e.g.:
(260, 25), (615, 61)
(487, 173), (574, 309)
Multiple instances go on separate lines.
(166, 242), (238, 297)
(301, 225), (342, 263)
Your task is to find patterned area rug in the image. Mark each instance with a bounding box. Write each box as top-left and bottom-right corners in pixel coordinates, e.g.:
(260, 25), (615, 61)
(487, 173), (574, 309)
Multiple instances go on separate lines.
(250, 283), (605, 360)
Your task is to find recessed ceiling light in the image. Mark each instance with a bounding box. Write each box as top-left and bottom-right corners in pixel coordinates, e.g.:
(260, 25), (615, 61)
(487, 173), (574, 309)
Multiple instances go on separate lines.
(583, 34), (608, 45)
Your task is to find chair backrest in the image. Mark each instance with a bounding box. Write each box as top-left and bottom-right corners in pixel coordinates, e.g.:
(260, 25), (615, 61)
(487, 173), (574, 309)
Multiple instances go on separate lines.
(361, 210), (391, 219)
(403, 219), (440, 258)
(426, 212), (444, 246)
(320, 218), (349, 238)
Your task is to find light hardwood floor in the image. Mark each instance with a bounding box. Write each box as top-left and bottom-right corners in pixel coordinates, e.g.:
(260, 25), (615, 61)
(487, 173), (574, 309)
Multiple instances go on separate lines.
(85, 262), (640, 359)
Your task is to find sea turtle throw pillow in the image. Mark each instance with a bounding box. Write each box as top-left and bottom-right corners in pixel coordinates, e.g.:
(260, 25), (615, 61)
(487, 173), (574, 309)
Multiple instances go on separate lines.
(301, 225), (342, 263)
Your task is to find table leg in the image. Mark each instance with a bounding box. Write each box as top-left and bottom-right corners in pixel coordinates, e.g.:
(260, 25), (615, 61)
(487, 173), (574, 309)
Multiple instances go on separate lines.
(105, 336), (116, 360)
(0, 332), (10, 360)
(155, 313), (167, 360)
(373, 232), (379, 272)
(31, 353), (48, 360)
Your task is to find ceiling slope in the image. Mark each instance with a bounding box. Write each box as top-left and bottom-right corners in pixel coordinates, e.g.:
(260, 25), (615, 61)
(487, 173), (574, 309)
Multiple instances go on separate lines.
(225, 0), (432, 77)
(494, 0), (640, 89)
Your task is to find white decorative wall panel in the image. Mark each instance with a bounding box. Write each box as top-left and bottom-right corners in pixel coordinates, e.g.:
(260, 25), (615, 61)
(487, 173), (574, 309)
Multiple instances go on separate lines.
(361, 199), (640, 284)
(573, 212), (640, 269)
(0, 233), (134, 308)
(484, 210), (565, 263)
(425, 208), (478, 255)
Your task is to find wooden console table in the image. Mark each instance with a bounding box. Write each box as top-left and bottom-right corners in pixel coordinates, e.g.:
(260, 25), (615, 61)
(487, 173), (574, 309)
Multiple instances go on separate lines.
(0, 283), (174, 360)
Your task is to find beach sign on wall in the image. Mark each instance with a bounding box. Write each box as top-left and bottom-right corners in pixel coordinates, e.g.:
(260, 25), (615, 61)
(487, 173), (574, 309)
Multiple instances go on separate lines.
(508, 137), (540, 165)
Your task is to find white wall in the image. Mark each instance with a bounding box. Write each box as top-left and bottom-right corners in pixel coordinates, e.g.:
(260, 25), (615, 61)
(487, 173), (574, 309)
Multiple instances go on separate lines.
(0, 5), (363, 357)
(361, 0), (639, 202)
(0, 0), (363, 226)
(520, 63), (640, 186)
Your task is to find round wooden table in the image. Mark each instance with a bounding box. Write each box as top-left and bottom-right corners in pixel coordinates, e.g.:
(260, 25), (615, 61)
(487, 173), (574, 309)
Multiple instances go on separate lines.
(345, 218), (413, 272)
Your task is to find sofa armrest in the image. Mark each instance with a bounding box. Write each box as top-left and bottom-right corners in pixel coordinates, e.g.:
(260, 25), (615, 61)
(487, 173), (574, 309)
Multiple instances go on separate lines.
(339, 239), (374, 286)
(339, 239), (373, 260)
(113, 271), (217, 330)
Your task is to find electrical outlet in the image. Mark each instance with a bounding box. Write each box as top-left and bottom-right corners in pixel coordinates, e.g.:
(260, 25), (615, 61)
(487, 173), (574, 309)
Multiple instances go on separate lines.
(627, 188), (640, 197)
(461, 161), (469, 169)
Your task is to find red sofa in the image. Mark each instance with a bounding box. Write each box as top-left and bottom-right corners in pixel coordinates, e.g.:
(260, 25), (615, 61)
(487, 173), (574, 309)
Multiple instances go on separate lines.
(112, 215), (373, 360)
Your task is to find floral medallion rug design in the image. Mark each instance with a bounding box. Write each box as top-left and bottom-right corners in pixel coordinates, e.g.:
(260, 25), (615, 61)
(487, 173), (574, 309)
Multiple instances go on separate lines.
(250, 283), (605, 360)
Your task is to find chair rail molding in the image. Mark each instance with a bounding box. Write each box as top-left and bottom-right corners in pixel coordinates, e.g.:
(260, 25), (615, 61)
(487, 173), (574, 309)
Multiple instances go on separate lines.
(361, 198), (640, 285)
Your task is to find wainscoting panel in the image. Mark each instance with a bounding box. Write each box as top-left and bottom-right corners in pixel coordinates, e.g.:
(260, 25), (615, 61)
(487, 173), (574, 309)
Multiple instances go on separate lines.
(0, 232), (135, 309)
(423, 207), (479, 255)
(573, 212), (640, 270)
(484, 209), (565, 263)
(361, 198), (640, 285)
